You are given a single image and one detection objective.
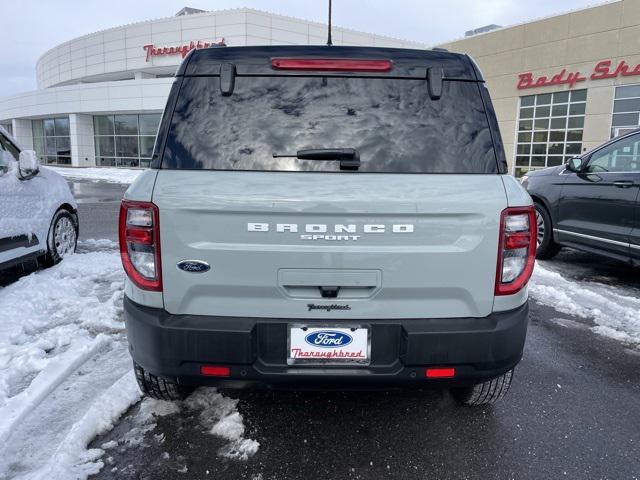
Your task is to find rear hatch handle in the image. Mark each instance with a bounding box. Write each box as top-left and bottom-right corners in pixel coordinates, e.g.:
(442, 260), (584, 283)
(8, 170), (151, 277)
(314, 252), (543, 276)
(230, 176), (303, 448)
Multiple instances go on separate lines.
(273, 148), (360, 170)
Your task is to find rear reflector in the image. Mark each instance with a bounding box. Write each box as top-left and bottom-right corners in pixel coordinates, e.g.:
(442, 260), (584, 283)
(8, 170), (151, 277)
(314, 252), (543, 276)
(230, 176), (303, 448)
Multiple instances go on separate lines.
(425, 367), (456, 378)
(125, 227), (153, 245)
(200, 365), (231, 377)
(271, 58), (393, 72)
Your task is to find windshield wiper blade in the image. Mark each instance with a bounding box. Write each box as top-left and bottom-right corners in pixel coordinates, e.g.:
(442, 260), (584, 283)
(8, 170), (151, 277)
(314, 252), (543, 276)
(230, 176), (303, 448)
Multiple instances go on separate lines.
(272, 148), (360, 170)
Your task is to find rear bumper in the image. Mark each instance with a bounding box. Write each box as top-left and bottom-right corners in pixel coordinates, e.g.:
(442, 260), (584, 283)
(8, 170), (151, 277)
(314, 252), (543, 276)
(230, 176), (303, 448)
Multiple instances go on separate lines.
(124, 296), (529, 389)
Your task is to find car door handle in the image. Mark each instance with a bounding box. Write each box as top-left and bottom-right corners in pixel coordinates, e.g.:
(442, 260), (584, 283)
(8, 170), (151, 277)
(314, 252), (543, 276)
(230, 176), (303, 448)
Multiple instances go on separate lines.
(613, 180), (634, 188)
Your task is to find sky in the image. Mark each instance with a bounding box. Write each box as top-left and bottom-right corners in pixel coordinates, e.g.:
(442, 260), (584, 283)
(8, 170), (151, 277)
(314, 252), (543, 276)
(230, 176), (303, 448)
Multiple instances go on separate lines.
(0, 0), (607, 96)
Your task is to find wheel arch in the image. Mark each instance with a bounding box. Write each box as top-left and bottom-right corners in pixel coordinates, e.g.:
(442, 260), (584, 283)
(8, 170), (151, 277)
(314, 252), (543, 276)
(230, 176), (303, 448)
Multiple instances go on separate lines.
(529, 194), (551, 214)
(59, 203), (77, 214)
(531, 194), (554, 234)
(530, 194), (557, 229)
(58, 203), (79, 229)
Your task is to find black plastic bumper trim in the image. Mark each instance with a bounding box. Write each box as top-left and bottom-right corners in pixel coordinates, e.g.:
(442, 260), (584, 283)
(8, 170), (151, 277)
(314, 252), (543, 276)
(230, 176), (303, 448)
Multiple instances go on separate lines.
(124, 296), (528, 388)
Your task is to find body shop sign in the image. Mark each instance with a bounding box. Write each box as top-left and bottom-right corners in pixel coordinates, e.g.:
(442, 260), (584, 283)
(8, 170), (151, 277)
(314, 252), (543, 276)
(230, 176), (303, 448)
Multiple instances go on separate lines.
(517, 59), (640, 90)
(143, 39), (225, 62)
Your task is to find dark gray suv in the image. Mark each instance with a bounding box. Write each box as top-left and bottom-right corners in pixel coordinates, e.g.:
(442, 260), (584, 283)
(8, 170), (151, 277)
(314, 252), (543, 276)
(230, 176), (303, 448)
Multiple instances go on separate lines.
(522, 129), (640, 265)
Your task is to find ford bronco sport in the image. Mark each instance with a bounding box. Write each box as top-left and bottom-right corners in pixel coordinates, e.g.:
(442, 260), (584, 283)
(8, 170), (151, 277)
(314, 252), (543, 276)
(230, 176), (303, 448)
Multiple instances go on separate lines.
(120, 45), (535, 405)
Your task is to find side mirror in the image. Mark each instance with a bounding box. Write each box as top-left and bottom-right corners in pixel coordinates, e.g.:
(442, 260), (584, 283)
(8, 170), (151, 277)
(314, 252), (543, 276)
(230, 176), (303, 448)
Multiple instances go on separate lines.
(18, 150), (40, 179)
(565, 156), (583, 173)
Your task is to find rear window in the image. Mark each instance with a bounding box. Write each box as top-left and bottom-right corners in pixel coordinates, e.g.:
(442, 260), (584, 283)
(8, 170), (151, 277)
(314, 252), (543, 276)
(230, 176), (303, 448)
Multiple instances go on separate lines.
(162, 76), (498, 173)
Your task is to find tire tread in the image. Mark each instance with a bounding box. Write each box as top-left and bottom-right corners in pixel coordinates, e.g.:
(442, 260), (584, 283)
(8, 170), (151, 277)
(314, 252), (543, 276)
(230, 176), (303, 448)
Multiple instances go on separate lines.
(452, 369), (514, 406)
(133, 362), (192, 401)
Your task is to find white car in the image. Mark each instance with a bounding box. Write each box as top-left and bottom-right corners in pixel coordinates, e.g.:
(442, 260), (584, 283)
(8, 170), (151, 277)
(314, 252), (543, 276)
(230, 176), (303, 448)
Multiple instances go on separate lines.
(0, 126), (78, 274)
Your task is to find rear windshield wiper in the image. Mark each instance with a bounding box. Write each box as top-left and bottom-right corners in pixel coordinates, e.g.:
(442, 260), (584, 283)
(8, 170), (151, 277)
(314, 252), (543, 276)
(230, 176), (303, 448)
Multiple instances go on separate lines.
(272, 148), (360, 170)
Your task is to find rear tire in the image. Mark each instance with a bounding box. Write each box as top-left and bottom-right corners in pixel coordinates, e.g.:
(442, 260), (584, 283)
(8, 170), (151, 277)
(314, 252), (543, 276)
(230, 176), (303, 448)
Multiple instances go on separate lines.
(451, 369), (514, 406)
(44, 209), (78, 266)
(133, 362), (193, 401)
(534, 202), (561, 260)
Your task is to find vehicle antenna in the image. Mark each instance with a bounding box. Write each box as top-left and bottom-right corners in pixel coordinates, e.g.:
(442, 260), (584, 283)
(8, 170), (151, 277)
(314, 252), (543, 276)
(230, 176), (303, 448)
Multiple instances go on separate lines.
(327, 0), (333, 46)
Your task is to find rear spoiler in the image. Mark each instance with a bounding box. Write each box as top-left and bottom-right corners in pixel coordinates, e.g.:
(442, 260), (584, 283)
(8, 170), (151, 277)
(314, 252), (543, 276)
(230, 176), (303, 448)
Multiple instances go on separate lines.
(175, 45), (484, 83)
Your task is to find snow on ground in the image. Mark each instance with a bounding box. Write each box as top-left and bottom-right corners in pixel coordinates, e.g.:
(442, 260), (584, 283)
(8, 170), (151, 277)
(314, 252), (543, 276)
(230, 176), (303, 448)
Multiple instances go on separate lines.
(44, 166), (143, 185)
(185, 388), (260, 460)
(0, 235), (636, 478)
(0, 241), (257, 480)
(530, 261), (640, 347)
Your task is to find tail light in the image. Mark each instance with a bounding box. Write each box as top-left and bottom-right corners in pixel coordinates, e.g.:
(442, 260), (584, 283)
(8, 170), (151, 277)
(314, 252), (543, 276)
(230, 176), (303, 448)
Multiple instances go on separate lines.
(119, 200), (162, 291)
(495, 206), (536, 296)
(271, 58), (393, 72)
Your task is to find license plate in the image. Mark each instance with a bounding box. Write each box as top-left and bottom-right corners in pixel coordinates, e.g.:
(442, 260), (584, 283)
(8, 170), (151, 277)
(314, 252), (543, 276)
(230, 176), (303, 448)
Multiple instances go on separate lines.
(287, 325), (370, 365)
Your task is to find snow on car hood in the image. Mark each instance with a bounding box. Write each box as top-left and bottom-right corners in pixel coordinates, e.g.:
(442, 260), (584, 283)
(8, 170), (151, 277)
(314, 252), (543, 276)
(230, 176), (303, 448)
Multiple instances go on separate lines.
(0, 164), (77, 246)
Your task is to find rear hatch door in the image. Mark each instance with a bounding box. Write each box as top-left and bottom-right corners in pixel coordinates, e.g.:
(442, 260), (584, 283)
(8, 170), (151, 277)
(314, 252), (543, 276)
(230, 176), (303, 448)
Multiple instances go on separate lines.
(154, 47), (506, 319)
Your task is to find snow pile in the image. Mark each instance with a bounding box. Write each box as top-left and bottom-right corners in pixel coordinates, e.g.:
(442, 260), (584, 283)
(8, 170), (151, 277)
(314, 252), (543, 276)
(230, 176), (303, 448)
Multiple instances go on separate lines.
(530, 262), (640, 345)
(45, 166), (144, 184)
(77, 238), (119, 253)
(0, 247), (257, 479)
(30, 372), (142, 480)
(0, 251), (125, 407)
(0, 251), (140, 479)
(185, 388), (260, 460)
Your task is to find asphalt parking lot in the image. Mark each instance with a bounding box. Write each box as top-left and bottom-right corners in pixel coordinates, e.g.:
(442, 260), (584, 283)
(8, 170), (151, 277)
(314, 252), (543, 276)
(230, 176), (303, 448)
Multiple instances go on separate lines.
(44, 180), (640, 479)
(70, 180), (127, 243)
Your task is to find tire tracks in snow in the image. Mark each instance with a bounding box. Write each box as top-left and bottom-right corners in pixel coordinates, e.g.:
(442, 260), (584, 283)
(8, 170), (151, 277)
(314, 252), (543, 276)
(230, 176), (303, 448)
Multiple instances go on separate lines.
(0, 250), (143, 480)
(0, 335), (110, 447)
(0, 340), (139, 479)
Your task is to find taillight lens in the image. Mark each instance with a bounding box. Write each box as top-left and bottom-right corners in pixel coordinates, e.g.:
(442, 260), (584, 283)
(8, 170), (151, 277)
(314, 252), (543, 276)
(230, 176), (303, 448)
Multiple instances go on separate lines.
(119, 200), (162, 291)
(495, 206), (536, 296)
(271, 57), (393, 72)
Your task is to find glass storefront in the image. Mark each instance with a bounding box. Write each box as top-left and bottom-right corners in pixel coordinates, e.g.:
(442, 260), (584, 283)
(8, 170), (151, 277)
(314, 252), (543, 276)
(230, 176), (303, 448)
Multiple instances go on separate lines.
(32, 117), (71, 165)
(514, 89), (586, 177)
(611, 85), (640, 138)
(0, 122), (12, 136)
(93, 114), (161, 168)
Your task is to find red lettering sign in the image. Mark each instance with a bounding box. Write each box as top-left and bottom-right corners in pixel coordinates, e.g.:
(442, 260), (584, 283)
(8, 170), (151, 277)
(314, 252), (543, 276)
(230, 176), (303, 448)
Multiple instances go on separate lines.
(517, 59), (640, 89)
(143, 39), (226, 62)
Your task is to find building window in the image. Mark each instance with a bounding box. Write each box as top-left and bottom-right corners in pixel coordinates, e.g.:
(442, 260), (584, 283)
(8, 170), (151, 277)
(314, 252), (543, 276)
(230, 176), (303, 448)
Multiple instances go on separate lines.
(0, 122), (12, 137)
(514, 89), (587, 177)
(612, 85), (640, 138)
(93, 114), (161, 168)
(32, 117), (71, 165)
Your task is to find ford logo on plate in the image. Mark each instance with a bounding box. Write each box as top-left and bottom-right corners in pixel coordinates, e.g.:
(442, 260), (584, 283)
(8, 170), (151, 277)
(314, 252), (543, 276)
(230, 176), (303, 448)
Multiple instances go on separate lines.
(176, 260), (210, 273)
(305, 330), (353, 348)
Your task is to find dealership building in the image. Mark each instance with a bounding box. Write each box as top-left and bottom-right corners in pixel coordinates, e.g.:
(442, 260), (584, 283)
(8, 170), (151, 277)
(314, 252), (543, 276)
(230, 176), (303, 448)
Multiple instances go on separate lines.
(1, 1), (640, 175)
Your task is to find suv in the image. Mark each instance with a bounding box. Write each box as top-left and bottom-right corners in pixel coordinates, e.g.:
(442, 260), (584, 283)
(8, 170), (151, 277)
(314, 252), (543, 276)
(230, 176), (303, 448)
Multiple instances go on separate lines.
(120, 46), (535, 405)
(522, 130), (640, 264)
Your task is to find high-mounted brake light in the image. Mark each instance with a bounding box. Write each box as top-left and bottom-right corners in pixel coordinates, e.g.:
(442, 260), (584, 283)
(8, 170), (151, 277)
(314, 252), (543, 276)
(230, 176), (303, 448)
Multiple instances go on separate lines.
(495, 206), (536, 296)
(271, 58), (393, 72)
(119, 200), (162, 291)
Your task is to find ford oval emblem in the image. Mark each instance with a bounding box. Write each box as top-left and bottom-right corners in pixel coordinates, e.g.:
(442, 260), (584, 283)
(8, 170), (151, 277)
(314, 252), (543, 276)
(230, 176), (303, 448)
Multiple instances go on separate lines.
(176, 260), (210, 273)
(305, 330), (353, 348)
